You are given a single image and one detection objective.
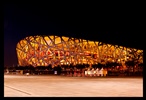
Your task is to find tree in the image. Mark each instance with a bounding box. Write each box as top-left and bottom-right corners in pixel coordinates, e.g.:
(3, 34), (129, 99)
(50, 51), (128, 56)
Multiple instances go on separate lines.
(97, 63), (102, 68)
(138, 63), (143, 67)
(125, 60), (136, 75)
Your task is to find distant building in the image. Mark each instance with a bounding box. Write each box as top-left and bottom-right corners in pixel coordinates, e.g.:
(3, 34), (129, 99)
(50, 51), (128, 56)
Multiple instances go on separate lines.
(16, 35), (143, 67)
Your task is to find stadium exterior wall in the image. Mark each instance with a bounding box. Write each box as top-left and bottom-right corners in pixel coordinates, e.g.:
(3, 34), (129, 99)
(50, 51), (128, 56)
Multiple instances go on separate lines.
(16, 35), (143, 67)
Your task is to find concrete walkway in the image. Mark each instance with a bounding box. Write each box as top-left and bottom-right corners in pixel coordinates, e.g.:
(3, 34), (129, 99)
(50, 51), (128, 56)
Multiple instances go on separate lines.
(4, 75), (143, 97)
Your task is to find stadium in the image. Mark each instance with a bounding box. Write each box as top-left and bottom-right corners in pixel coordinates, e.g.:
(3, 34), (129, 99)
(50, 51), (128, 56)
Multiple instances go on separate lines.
(16, 35), (143, 67)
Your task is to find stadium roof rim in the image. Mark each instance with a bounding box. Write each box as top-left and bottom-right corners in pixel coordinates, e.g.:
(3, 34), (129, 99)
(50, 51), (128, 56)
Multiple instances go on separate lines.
(19, 35), (143, 50)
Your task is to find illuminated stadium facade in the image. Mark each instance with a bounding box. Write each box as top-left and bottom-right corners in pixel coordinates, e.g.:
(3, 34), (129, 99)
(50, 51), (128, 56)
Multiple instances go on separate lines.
(16, 35), (143, 67)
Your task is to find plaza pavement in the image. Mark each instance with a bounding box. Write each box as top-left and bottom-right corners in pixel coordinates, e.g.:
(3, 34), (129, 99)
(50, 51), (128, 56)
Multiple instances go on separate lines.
(4, 74), (143, 97)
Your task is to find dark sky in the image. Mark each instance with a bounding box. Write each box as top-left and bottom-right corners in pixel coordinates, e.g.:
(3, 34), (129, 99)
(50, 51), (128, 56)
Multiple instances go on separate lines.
(4, 4), (144, 67)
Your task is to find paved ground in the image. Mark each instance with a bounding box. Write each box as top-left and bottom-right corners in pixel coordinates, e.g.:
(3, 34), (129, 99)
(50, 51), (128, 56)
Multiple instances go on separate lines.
(4, 75), (143, 97)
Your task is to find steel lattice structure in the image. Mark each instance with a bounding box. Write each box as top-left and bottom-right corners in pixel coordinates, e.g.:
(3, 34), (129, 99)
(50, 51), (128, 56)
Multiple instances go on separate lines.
(16, 35), (143, 67)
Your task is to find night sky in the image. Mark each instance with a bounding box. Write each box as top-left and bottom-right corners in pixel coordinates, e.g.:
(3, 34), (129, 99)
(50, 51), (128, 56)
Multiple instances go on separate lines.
(4, 4), (144, 67)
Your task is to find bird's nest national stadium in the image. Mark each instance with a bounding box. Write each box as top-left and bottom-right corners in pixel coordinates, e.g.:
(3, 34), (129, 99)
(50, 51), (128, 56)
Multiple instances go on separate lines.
(16, 35), (143, 67)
